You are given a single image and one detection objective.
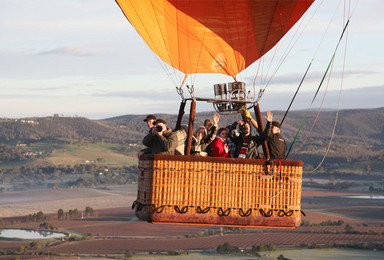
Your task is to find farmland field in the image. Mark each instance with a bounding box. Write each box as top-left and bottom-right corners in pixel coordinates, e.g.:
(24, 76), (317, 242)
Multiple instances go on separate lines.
(0, 184), (383, 259)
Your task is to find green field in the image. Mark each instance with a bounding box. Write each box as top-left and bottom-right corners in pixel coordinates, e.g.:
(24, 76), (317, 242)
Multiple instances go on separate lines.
(46, 142), (136, 166)
(1, 140), (138, 168)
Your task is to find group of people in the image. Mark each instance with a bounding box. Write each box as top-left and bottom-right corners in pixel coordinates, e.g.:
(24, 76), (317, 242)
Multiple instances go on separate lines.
(139, 109), (287, 160)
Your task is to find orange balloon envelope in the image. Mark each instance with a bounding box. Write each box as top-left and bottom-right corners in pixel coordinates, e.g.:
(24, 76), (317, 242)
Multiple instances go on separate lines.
(116, 0), (314, 77)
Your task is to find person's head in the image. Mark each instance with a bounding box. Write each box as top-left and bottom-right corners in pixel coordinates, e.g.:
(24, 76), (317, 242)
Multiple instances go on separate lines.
(217, 128), (228, 140)
(203, 119), (213, 130)
(194, 126), (207, 140)
(239, 121), (251, 136)
(272, 121), (281, 134)
(144, 115), (156, 129)
(153, 119), (167, 132)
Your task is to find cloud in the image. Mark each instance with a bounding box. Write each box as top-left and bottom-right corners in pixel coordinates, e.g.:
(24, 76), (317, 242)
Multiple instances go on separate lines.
(89, 89), (178, 101)
(259, 85), (384, 111)
(245, 69), (379, 86)
(38, 46), (103, 57)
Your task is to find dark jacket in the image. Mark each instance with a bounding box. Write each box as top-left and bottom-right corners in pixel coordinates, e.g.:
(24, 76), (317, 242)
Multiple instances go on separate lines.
(266, 129), (287, 159)
(229, 121), (270, 159)
(142, 128), (177, 155)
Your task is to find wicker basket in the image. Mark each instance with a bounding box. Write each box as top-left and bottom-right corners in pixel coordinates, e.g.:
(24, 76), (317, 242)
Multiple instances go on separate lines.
(132, 154), (303, 228)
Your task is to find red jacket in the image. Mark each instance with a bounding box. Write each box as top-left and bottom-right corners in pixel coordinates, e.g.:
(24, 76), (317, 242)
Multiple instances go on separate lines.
(211, 137), (230, 158)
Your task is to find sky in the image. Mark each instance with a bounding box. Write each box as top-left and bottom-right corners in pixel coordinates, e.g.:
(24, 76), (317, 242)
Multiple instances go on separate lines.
(0, 0), (383, 119)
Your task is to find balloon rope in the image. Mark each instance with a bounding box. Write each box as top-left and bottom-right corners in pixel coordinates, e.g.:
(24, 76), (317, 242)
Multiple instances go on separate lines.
(280, 60), (313, 127)
(281, 0), (342, 127)
(180, 74), (188, 89)
(261, 0), (325, 92)
(290, 60), (335, 158)
(305, 1), (351, 173)
(252, 0), (324, 100)
(132, 1), (181, 87)
(286, 19), (350, 158)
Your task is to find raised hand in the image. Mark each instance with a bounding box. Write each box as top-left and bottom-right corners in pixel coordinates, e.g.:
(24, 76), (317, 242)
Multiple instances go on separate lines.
(213, 113), (220, 126)
(265, 111), (273, 122)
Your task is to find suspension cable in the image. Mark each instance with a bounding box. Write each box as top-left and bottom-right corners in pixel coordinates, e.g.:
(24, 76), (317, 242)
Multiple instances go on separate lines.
(290, 61), (335, 158)
(305, 2), (351, 173)
(251, 0), (326, 105)
(286, 17), (351, 158)
(261, 0), (327, 92)
(280, 60), (313, 127)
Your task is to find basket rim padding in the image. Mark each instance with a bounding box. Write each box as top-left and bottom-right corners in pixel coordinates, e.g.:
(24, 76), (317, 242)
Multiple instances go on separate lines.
(139, 154), (303, 167)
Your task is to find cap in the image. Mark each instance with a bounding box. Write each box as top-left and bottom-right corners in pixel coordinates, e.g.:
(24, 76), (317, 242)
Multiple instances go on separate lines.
(144, 115), (156, 122)
(272, 121), (281, 129)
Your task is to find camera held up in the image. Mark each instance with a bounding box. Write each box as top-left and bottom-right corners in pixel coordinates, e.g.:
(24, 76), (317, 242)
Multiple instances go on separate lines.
(156, 125), (163, 132)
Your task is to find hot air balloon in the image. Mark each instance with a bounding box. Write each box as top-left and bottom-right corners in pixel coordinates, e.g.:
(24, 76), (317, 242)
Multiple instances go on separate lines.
(116, 0), (315, 228)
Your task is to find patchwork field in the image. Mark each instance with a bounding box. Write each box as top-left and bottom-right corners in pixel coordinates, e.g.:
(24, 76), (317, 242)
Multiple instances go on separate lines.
(0, 185), (383, 258)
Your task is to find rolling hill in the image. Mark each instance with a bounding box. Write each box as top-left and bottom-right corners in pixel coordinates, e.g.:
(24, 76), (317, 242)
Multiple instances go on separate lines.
(0, 108), (382, 170)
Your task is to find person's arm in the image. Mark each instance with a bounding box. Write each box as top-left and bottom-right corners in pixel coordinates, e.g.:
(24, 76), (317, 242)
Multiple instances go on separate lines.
(260, 121), (271, 141)
(242, 109), (258, 130)
(204, 125), (217, 145)
(190, 136), (199, 154)
(158, 130), (177, 152)
(264, 111), (274, 138)
(213, 113), (220, 127)
(229, 121), (240, 142)
(203, 113), (220, 145)
(250, 118), (258, 130)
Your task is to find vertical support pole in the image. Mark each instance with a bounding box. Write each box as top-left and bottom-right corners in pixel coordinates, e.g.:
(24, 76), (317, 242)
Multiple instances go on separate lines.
(185, 100), (196, 155)
(254, 104), (270, 159)
(174, 100), (186, 131)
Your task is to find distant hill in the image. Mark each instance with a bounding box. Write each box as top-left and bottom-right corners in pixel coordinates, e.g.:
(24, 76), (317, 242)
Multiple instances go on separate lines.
(102, 107), (384, 167)
(0, 116), (142, 144)
(0, 108), (383, 168)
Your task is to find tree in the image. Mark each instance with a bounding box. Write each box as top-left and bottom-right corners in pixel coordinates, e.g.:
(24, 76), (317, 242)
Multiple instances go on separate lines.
(35, 211), (46, 222)
(29, 241), (41, 249)
(217, 242), (236, 254)
(167, 250), (180, 256)
(252, 244), (275, 252)
(57, 209), (64, 220)
(18, 246), (26, 254)
(85, 206), (94, 217)
(345, 224), (354, 233)
(125, 249), (133, 258)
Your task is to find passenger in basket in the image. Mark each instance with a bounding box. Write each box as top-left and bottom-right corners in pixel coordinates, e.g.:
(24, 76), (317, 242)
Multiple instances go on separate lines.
(143, 114), (156, 132)
(265, 111), (287, 159)
(203, 113), (220, 156)
(190, 113), (219, 156)
(142, 119), (177, 155)
(174, 124), (188, 155)
(229, 117), (270, 159)
(138, 114), (158, 158)
(211, 128), (230, 158)
(225, 125), (236, 158)
(190, 126), (210, 156)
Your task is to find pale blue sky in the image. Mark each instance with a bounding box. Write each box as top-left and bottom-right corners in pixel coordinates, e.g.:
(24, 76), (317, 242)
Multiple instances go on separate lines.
(0, 0), (382, 119)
